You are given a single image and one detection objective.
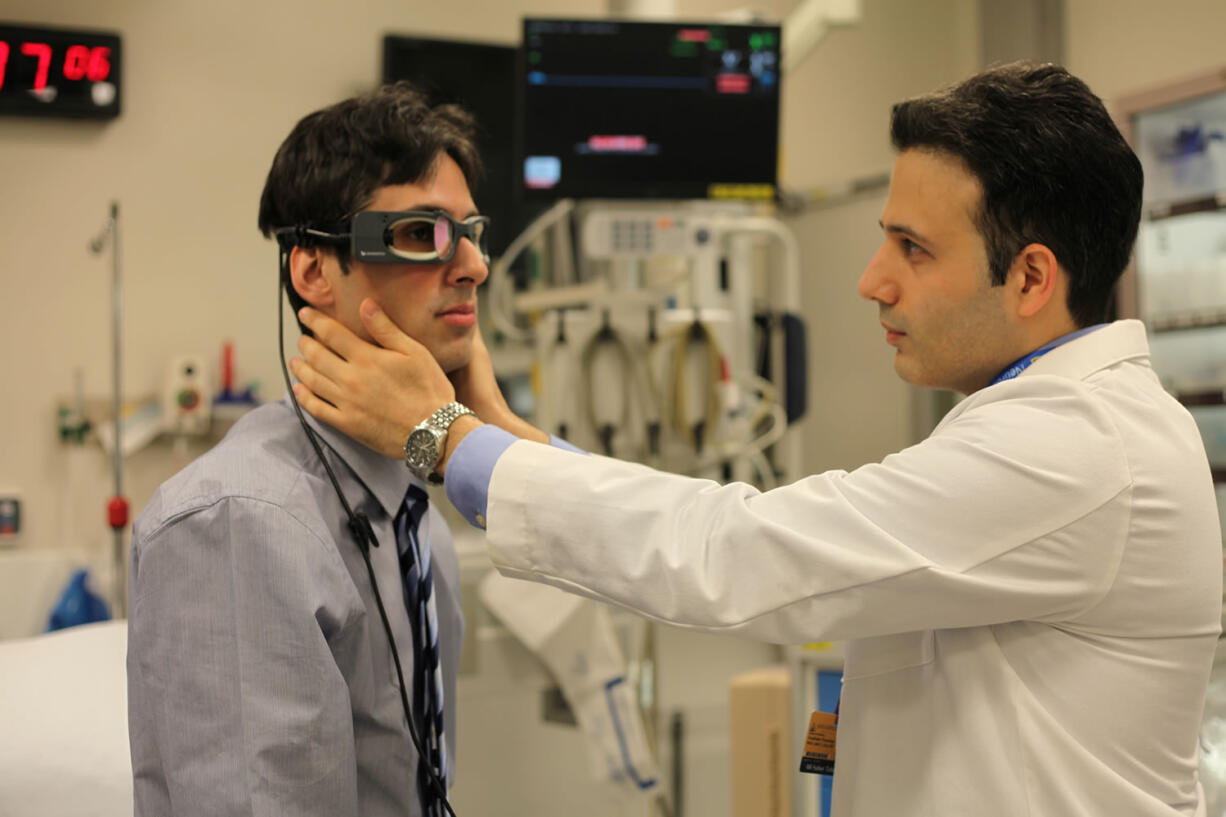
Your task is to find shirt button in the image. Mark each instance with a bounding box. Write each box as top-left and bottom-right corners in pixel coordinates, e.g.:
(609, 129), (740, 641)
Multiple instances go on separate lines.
(475, 513), (486, 529)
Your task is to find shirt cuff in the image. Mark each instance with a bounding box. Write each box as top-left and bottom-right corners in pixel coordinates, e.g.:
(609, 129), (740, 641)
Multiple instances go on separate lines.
(445, 424), (517, 529)
(445, 427), (588, 529)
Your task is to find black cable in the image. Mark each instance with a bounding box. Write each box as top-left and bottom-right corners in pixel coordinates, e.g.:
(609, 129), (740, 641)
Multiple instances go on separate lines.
(277, 251), (456, 816)
(580, 310), (634, 456)
(646, 308), (662, 458)
(671, 711), (685, 817)
(669, 317), (722, 458)
(553, 309), (570, 441)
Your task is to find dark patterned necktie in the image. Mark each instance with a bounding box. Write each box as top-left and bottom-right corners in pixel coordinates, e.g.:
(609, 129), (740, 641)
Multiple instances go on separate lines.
(394, 484), (446, 816)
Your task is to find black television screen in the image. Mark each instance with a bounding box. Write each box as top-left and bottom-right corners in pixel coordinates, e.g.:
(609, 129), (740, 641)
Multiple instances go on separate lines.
(521, 18), (780, 201)
(382, 34), (521, 257)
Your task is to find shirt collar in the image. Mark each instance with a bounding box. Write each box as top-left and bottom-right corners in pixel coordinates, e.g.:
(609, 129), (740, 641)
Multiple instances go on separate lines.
(280, 395), (423, 519)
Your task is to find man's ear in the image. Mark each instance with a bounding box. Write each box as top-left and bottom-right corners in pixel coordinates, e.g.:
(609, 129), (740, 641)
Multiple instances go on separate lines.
(1009, 242), (1061, 319)
(288, 245), (335, 308)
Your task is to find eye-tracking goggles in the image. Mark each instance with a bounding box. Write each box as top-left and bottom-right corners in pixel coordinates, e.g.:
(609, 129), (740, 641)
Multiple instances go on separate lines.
(275, 210), (490, 265)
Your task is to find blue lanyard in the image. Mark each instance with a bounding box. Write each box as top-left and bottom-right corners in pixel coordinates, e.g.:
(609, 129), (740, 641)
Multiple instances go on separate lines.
(990, 324), (1107, 386)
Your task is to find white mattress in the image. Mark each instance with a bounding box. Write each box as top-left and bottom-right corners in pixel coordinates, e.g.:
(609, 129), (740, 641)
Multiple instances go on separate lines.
(0, 620), (132, 816)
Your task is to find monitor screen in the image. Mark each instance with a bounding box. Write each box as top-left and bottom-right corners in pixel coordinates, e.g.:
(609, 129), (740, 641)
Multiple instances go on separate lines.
(521, 18), (781, 201)
(382, 34), (522, 257)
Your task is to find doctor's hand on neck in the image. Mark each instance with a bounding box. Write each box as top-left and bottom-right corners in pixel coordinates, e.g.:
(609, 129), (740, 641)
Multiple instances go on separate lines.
(290, 301), (476, 468)
(447, 323), (549, 445)
(290, 299), (547, 475)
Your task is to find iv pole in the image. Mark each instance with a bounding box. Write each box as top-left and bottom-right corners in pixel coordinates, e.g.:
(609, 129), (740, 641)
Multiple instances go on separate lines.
(91, 201), (129, 617)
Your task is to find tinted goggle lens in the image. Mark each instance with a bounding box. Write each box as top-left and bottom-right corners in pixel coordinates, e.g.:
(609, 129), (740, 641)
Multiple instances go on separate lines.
(384, 213), (488, 263)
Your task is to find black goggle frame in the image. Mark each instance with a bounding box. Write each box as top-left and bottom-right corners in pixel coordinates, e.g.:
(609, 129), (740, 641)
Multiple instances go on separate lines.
(275, 210), (490, 265)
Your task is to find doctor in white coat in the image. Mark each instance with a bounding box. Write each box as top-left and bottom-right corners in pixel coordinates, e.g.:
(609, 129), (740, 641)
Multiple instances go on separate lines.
(289, 62), (1223, 816)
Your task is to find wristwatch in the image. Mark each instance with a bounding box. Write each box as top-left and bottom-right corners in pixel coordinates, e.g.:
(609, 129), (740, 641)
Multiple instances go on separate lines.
(404, 401), (476, 484)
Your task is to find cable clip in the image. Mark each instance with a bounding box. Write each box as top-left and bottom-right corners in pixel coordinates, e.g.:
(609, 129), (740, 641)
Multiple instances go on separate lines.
(348, 512), (378, 554)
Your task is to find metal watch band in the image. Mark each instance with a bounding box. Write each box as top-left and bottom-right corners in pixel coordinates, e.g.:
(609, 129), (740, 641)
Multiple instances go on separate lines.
(424, 401), (476, 432)
(402, 401), (477, 483)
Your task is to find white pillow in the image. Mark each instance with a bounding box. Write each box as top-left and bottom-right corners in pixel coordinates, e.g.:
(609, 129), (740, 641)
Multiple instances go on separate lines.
(0, 621), (132, 816)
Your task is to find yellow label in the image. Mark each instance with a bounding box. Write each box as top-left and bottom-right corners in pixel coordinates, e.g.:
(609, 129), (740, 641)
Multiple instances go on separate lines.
(707, 183), (776, 201)
(798, 710), (836, 775)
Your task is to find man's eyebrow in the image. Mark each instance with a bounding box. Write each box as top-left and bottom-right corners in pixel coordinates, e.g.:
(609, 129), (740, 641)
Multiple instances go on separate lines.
(879, 220), (933, 245)
(411, 202), (481, 219)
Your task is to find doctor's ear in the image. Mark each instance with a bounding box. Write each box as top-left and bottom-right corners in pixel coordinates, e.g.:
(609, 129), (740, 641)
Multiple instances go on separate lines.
(1010, 243), (1061, 319)
(288, 245), (336, 309)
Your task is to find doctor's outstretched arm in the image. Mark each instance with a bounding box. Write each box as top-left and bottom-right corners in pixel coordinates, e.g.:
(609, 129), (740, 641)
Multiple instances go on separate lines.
(289, 300), (1126, 647)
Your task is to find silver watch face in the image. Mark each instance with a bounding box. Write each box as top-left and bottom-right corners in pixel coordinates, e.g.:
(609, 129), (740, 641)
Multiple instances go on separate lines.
(405, 427), (441, 471)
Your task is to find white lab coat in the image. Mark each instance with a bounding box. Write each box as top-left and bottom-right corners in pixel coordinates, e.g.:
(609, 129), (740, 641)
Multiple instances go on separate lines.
(486, 320), (1223, 816)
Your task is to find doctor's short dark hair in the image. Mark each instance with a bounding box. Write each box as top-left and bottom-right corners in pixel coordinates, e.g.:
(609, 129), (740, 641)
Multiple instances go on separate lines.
(257, 80), (482, 325)
(890, 61), (1143, 327)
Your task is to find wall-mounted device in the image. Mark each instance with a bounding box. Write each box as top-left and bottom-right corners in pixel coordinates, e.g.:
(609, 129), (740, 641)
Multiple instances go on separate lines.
(520, 17), (780, 201)
(581, 210), (720, 259)
(0, 489), (21, 547)
(163, 356), (210, 436)
(0, 23), (121, 119)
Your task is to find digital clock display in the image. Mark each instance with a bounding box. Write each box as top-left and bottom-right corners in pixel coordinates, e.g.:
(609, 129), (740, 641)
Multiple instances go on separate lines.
(0, 23), (121, 119)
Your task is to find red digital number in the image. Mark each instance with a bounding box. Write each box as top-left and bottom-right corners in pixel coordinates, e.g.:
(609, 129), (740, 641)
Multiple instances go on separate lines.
(63, 44), (89, 80)
(87, 46), (111, 82)
(0, 41), (8, 91)
(21, 41), (52, 91)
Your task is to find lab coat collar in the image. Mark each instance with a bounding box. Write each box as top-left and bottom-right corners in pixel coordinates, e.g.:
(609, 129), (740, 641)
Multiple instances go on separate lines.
(1020, 319), (1150, 383)
(934, 320), (1151, 434)
(279, 395), (420, 519)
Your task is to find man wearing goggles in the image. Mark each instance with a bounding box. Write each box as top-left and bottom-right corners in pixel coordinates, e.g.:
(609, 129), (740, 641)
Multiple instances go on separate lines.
(128, 82), (513, 817)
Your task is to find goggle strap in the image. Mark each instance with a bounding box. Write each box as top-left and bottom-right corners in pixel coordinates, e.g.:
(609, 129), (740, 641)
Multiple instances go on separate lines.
(274, 225), (349, 250)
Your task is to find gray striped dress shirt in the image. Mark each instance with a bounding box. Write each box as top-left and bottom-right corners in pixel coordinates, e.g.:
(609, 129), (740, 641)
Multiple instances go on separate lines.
(127, 398), (463, 816)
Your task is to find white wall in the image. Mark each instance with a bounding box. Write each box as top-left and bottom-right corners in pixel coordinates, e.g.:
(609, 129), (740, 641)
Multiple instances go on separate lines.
(1066, 0), (1226, 106)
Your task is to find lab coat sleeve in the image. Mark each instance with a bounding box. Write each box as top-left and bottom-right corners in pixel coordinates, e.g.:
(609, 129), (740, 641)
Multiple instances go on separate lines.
(127, 497), (361, 817)
(484, 380), (1134, 643)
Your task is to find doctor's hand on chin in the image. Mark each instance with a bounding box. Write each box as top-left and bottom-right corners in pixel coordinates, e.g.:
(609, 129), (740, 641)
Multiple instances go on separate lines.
(289, 299), (546, 472)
